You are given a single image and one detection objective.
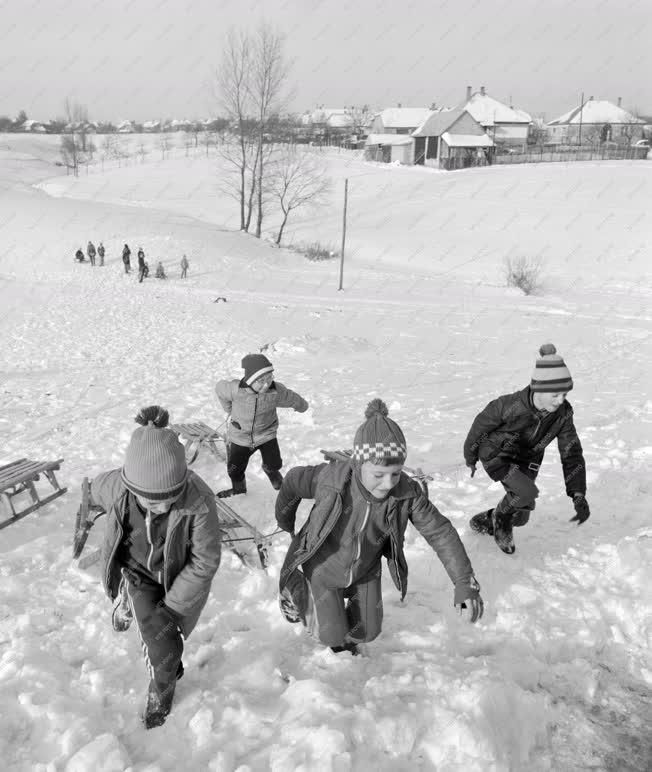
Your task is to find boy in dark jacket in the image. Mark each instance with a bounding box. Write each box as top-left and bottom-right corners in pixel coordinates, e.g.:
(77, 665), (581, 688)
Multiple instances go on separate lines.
(97, 242), (105, 266)
(464, 344), (590, 555)
(87, 240), (96, 266)
(276, 400), (483, 655)
(89, 406), (221, 728)
(122, 244), (131, 273)
(215, 353), (309, 498)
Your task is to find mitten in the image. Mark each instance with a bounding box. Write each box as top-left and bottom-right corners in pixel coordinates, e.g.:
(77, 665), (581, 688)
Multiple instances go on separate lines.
(454, 576), (484, 623)
(467, 463), (477, 478)
(570, 493), (590, 524)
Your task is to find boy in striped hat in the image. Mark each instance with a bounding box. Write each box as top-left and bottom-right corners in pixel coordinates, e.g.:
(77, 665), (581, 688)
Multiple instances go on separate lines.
(215, 353), (309, 498)
(276, 399), (483, 656)
(464, 344), (590, 555)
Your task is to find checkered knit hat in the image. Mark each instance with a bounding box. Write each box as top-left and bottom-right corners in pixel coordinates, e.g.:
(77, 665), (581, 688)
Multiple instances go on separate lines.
(242, 353), (274, 387)
(121, 406), (188, 501)
(352, 399), (407, 464)
(531, 343), (573, 393)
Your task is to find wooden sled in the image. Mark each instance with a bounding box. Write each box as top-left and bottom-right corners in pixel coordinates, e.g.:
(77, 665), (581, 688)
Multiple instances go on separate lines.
(214, 497), (273, 570)
(0, 457), (67, 530)
(71, 477), (272, 572)
(169, 421), (227, 466)
(320, 449), (433, 498)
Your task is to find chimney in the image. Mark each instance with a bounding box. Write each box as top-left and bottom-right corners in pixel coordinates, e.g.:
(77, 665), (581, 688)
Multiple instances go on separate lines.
(480, 85), (486, 96)
(397, 102), (402, 108)
(466, 85), (472, 101)
(617, 96), (622, 107)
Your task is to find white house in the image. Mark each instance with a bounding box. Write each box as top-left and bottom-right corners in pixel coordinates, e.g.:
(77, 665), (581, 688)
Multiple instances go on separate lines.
(21, 120), (46, 133)
(369, 107), (433, 135)
(547, 97), (645, 144)
(460, 86), (531, 148)
(143, 120), (161, 132)
(116, 120), (134, 133)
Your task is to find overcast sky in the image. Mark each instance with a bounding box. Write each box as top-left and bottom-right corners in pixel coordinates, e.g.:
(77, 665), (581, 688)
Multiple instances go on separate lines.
(1, 0), (650, 123)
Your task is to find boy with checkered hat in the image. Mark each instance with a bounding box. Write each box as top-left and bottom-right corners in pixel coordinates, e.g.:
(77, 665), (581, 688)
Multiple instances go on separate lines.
(275, 399), (483, 655)
(89, 406), (221, 729)
(215, 353), (309, 498)
(464, 343), (590, 555)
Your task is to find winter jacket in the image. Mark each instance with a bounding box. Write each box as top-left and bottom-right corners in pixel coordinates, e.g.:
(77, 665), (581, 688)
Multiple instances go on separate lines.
(122, 246), (131, 263)
(87, 242), (96, 257)
(276, 461), (478, 604)
(463, 386), (586, 496)
(215, 378), (308, 448)
(90, 468), (221, 636)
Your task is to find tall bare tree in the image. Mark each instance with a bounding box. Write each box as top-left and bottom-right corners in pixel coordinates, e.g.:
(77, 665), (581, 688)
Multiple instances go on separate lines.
(268, 149), (331, 245)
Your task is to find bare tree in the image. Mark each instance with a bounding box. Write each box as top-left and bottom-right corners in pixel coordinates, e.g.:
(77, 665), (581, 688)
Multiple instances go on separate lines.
(137, 139), (148, 163)
(344, 105), (371, 141)
(268, 149), (331, 245)
(60, 99), (89, 175)
(215, 25), (290, 235)
(201, 129), (217, 156)
(159, 133), (173, 160)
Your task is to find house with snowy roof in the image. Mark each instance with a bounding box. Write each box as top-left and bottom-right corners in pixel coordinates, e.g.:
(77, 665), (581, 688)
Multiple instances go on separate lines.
(21, 120), (46, 133)
(116, 120), (134, 134)
(143, 120), (160, 133)
(412, 107), (493, 169)
(460, 86), (531, 149)
(547, 97), (645, 145)
(369, 106), (433, 135)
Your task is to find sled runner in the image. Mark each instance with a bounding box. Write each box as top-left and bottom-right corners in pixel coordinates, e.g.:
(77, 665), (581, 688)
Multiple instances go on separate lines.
(169, 421), (227, 466)
(320, 449), (433, 498)
(72, 477), (105, 568)
(0, 457), (67, 529)
(214, 497), (274, 570)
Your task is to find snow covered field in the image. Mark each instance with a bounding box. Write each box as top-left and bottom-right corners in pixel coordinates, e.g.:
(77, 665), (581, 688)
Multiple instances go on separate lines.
(0, 134), (651, 771)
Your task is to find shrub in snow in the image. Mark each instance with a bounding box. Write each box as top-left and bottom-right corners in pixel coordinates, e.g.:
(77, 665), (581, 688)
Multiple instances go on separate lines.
(298, 242), (340, 261)
(504, 256), (543, 295)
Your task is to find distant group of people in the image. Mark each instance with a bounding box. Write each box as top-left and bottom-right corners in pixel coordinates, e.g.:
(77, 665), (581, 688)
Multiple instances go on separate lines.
(75, 241), (105, 266)
(75, 243), (190, 280)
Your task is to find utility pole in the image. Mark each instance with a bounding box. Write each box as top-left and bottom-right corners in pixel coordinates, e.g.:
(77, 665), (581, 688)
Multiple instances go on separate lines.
(338, 178), (348, 291)
(578, 91), (584, 146)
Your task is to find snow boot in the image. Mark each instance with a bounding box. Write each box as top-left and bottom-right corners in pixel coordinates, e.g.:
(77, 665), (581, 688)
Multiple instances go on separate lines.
(143, 679), (176, 730)
(216, 478), (247, 499)
(470, 509), (494, 536)
(330, 642), (359, 656)
(264, 469), (284, 491)
(492, 509), (515, 554)
(111, 577), (133, 632)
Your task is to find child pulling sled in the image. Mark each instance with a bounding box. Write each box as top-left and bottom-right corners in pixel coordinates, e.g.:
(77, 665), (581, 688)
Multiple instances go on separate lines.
(464, 343), (590, 554)
(215, 354), (309, 498)
(88, 406), (221, 728)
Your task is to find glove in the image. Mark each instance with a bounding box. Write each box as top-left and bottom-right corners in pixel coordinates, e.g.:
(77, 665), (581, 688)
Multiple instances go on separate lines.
(467, 463), (477, 478)
(454, 576), (484, 623)
(570, 493), (590, 524)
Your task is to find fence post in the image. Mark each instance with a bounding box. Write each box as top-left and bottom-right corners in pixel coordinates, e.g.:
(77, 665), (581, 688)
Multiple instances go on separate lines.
(338, 178), (348, 291)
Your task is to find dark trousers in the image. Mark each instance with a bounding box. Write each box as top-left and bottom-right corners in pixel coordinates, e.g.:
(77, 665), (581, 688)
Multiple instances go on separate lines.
(226, 437), (282, 483)
(123, 260), (130, 273)
(495, 464), (540, 527)
(302, 563), (383, 646)
(181, 267), (187, 278)
(89, 254), (95, 266)
(124, 571), (183, 696)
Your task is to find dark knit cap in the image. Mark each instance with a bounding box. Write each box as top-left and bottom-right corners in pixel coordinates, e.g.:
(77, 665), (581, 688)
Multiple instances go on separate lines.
(352, 399), (407, 464)
(121, 406), (188, 501)
(242, 353), (274, 386)
(531, 343), (573, 393)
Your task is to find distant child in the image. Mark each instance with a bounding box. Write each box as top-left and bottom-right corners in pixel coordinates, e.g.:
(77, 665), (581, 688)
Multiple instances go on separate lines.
(74, 248), (85, 263)
(98, 242), (105, 266)
(138, 248), (147, 283)
(180, 254), (189, 279)
(87, 240), (96, 266)
(215, 353), (309, 497)
(88, 406), (221, 728)
(155, 261), (166, 279)
(276, 399), (484, 655)
(122, 244), (131, 273)
(464, 343), (590, 555)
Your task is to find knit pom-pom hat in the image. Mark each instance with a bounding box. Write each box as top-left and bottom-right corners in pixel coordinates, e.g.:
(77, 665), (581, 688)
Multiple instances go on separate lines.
(121, 405), (188, 501)
(352, 399), (407, 465)
(242, 353), (274, 387)
(530, 343), (573, 393)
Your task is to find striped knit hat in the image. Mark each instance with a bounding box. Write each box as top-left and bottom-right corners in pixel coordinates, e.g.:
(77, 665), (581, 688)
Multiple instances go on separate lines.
(531, 344), (573, 393)
(121, 406), (188, 501)
(352, 399), (407, 465)
(242, 353), (274, 387)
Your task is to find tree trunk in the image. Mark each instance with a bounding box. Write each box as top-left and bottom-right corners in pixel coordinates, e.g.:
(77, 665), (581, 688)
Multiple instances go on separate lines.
(255, 130), (264, 237)
(275, 209), (289, 245)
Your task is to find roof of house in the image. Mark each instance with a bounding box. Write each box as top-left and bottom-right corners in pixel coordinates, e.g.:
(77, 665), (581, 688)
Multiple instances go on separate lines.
(302, 108), (352, 127)
(143, 120), (160, 129)
(365, 133), (414, 146)
(373, 107), (433, 129)
(548, 100), (644, 126)
(412, 107), (464, 137)
(464, 93), (531, 125)
(442, 132), (494, 147)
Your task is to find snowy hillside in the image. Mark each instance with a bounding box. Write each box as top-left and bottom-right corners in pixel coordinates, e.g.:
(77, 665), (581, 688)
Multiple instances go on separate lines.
(0, 134), (650, 771)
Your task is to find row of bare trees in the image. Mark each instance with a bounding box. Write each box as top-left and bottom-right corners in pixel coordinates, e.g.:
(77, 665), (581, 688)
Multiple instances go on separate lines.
(216, 24), (329, 245)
